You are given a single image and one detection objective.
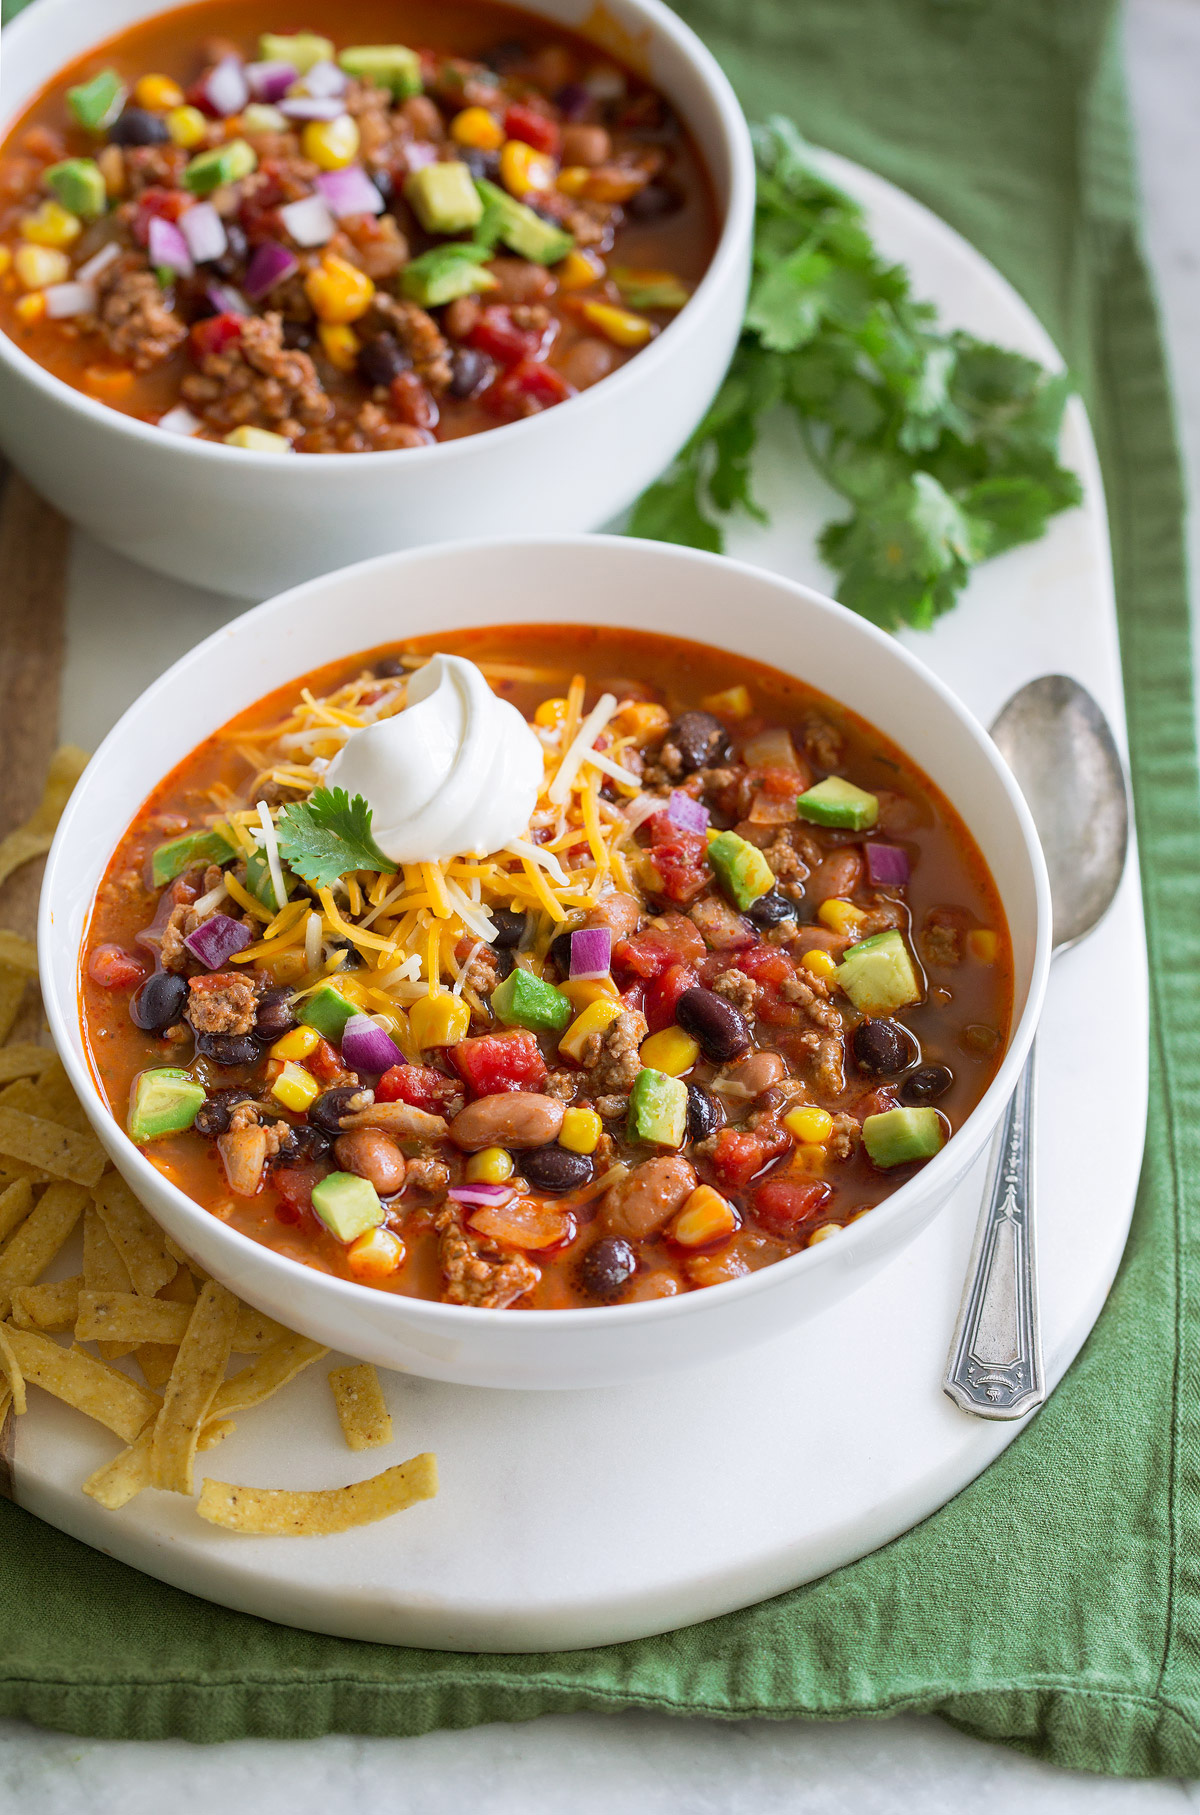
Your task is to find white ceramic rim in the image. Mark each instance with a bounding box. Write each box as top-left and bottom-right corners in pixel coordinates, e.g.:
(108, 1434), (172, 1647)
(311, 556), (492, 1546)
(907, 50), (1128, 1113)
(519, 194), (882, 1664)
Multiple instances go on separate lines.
(39, 533), (1054, 1336)
(0, 0), (756, 465)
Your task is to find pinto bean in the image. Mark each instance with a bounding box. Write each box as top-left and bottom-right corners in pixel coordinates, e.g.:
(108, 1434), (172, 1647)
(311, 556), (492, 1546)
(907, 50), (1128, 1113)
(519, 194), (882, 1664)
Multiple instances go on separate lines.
(560, 123), (611, 166)
(449, 1092), (564, 1152)
(715, 1050), (787, 1100)
(585, 891), (641, 942)
(601, 1155), (697, 1242)
(334, 1127), (407, 1197)
(809, 847), (864, 902)
(558, 336), (618, 390)
(487, 257), (557, 304)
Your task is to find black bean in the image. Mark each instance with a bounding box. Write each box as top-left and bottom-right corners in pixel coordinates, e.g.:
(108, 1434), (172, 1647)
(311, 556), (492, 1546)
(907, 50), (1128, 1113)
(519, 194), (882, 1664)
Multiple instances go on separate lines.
(747, 889), (796, 929)
(309, 1086), (369, 1135)
(627, 181), (684, 221)
(490, 909), (527, 949)
(665, 710), (731, 774)
(327, 937), (366, 971)
(194, 1087), (259, 1138)
(281, 320), (314, 352)
(254, 987), (296, 1044)
(271, 1123), (331, 1164)
(193, 1032), (260, 1068)
(459, 148), (500, 182)
(212, 220), (248, 279)
(447, 347), (494, 399)
(371, 656), (406, 679)
(676, 986), (751, 1063)
(851, 1018), (918, 1078)
(108, 107), (170, 146)
(485, 37), (528, 71)
(899, 1064), (954, 1106)
(356, 332), (412, 389)
(370, 167), (394, 205)
(548, 931), (574, 976)
(686, 1082), (724, 1143)
(577, 1235), (636, 1302)
(130, 969), (188, 1035)
(518, 1144), (594, 1194)
(555, 82), (592, 120)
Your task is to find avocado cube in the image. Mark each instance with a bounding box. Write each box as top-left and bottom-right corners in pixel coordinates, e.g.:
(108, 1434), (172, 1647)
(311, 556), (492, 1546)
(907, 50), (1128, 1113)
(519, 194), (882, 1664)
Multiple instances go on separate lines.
(862, 1106), (945, 1168)
(245, 846), (290, 912)
(404, 161), (483, 235)
(491, 967), (571, 1034)
(611, 266), (689, 311)
(67, 69), (126, 133)
(707, 829), (775, 911)
(796, 776), (879, 830)
(474, 179), (574, 265)
(298, 982), (356, 1043)
(150, 828), (237, 888)
(401, 245), (498, 308)
(627, 1068), (688, 1148)
(44, 158), (107, 221)
(184, 139), (257, 197)
(129, 1068), (206, 1143)
(835, 929), (921, 1016)
(312, 1172), (384, 1243)
(259, 31), (335, 73)
(338, 44), (423, 98)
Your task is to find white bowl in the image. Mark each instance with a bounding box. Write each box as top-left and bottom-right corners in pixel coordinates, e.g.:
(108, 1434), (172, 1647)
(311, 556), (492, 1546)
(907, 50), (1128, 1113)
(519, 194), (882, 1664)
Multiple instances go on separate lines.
(40, 535), (1052, 1389)
(0, 0), (753, 600)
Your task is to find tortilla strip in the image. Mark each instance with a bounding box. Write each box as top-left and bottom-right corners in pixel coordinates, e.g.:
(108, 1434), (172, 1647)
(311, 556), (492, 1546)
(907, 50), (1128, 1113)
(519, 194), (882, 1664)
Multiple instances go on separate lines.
(0, 1045), (58, 1086)
(3, 1326), (159, 1442)
(0, 1106), (105, 1188)
(197, 1452), (438, 1536)
(328, 1363), (393, 1452)
(150, 1280), (239, 1494)
(0, 1178), (34, 1248)
(76, 1290), (287, 1353)
(34, 1060), (90, 1135)
(92, 1173), (175, 1298)
(0, 746), (88, 890)
(0, 1321), (26, 1414)
(135, 1264), (198, 1384)
(211, 1334), (329, 1420)
(0, 971), (27, 1046)
(82, 1204), (136, 1359)
(11, 1277), (82, 1332)
(0, 933), (38, 977)
(83, 1412), (238, 1511)
(0, 1181), (88, 1316)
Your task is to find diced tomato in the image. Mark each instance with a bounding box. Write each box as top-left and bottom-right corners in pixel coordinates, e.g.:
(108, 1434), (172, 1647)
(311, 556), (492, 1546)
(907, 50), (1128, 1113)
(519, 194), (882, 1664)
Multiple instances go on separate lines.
(644, 833), (709, 904)
(614, 914), (706, 983)
(752, 1177), (832, 1240)
(709, 1125), (790, 1190)
(306, 1037), (345, 1084)
(273, 1162), (326, 1222)
(469, 304), (548, 367)
(185, 73), (222, 117)
(644, 962), (698, 1033)
(452, 1030), (547, 1097)
(482, 357), (574, 421)
(377, 1063), (461, 1113)
(734, 943), (796, 987)
(87, 944), (146, 990)
(131, 186), (191, 246)
(759, 765), (803, 798)
(188, 312), (245, 362)
(620, 982), (645, 1017)
(503, 101), (561, 156)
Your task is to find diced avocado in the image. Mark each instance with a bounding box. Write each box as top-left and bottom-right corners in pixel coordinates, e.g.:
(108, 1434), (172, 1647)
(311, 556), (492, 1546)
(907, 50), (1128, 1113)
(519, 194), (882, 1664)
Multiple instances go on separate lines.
(337, 43), (423, 98)
(610, 266), (689, 311)
(491, 967), (571, 1034)
(400, 244), (498, 308)
(44, 158), (107, 221)
(796, 775), (879, 830)
(475, 178), (574, 265)
(836, 929), (921, 1016)
(298, 982), (356, 1043)
(150, 828), (237, 888)
(311, 1171), (384, 1243)
(183, 139), (257, 197)
(129, 1068), (205, 1143)
(707, 829), (774, 911)
(259, 31), (335, 74)
(627, 1067), (688, 1148)
(245, 846), (291, 912)
(404, 161), (483, 235)
(862, 1106), (945, 1168)
(67, 69), (126, 133)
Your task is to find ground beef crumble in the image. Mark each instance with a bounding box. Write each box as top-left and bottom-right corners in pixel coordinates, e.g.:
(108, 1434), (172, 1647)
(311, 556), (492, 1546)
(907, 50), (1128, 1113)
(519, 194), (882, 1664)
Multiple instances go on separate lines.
(94, 260), (187, 370)
(185, 972), (259, 1036)
(181, 312), (332, 438)
(435, 1208), (540, 1308)
(713, 969), (759, 1014)
(580, 1010), (648, 1095)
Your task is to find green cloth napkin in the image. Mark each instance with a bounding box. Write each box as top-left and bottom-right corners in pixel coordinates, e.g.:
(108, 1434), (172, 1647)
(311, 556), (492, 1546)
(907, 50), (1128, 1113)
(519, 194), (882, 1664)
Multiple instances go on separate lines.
(2, 0), (1197, 1777)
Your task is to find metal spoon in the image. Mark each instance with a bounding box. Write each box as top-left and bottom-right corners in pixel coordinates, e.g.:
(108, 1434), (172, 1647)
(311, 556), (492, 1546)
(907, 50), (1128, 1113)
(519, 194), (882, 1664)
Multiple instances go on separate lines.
(943, 675), (1129, 1419)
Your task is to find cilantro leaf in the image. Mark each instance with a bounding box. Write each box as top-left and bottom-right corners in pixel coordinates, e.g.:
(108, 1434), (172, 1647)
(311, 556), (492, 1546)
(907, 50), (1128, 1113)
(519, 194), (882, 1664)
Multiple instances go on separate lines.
(275, 788), (391, 889)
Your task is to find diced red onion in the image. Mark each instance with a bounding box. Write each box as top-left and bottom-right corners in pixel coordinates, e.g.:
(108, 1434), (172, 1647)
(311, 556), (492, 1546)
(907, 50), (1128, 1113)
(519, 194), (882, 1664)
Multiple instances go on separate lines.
(243, 239), (301, 299)
(246, 59), (298, 102)
(43, 281), (96, 319)
(203, 55), (250, 118)
(205, 280), (251, 315)
(75, 240), (121, 285)
(183, 913), (252, 969)
(666, 790), (710, 835)
(147, 216), (193, 276)
(316, 165), (384, 219)
(402, 141), (438, 174)
(301, 59), (347, 98)
(569, 925), (611, 979)
(279, 95), (344, 121)
(446, 1184), (517, 1208)
(278, 193), (336, 247)
(864, 843), (911, 886)
(157, 404), (203, 436)
(340, 1014), (405, 1074)
(179, 201), (227, 264)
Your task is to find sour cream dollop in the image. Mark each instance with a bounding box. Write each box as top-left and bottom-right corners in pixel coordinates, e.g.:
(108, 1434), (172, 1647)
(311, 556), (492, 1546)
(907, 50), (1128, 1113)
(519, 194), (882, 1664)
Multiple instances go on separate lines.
(324, 653), (544, 864)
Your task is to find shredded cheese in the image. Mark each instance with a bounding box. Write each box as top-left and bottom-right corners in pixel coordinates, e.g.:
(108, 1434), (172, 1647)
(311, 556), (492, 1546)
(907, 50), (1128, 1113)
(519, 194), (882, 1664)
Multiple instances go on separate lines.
(255, 799), (288, 915)
(548, 693), (618, 805)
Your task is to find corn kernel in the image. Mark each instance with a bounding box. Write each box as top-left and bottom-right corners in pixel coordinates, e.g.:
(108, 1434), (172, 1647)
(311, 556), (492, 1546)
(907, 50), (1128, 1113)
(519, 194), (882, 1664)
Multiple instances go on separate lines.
(20, 201), (81, 249)
(14, 291), (45, 324)
(223, 425), (293, 451)
(409, 992), (471, 1049)
(967, 928), (999, 963)
(534, 696), (568, 728)
(785, 1105), (833, 1145)
(807, 1223), (840, 1246)
(500, 138), (555, 197)
(451, 105), (504, 151)
(559, 976), (619, 1010)
(302, 113), (361, 171)
(801, 949), (838, 982)
(671, 1185), (739, 1249)
(135, 73), (185, 111)
(0, 248), (11, 278)
(616, 700), (669, 737)
(347, 1226), (405, 1280)
(558, 247), (604, 289)
(270, 1024), (321, 1061)
(271, 1061), (320, 1112)
(578, 299), (654, 349)
(318, 321), (360, 372)
(304, 252), (375, 324)
(817, 898), (867, 935)
(166, 104), (209, 149)
(559, 1107), (602, 1155)
(82, 361), (133, 398)
(784, 1143), (827, 1175)
(639, 1026), (700, 1077)
(555, 164), (590, 197)
(14, 243), (70, 289)
(559, 995), (623, 1064)
(701, 684), (753, 717)
(466, 1146), (515, 1184)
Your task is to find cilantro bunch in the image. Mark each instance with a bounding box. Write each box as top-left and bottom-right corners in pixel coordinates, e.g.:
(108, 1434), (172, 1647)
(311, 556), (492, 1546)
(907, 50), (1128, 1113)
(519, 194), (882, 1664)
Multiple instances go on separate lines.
(630, 117), (1082, 631)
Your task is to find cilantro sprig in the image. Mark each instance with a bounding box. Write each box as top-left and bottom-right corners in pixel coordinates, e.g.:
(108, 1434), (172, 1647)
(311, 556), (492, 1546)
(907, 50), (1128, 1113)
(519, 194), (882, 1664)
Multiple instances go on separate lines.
(275, 788), (391, 890)
(630, 117), (1082, 631)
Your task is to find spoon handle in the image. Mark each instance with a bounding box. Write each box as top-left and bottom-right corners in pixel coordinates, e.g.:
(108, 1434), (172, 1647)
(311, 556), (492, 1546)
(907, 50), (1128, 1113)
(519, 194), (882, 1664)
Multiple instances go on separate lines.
(944, 1045), (1044, 1420)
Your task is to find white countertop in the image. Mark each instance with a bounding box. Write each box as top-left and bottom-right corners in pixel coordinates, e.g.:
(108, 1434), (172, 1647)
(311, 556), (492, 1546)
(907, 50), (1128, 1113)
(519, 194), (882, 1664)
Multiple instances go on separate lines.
(4, 0), (1199, 1800)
